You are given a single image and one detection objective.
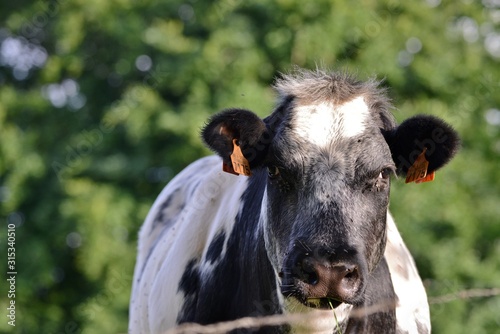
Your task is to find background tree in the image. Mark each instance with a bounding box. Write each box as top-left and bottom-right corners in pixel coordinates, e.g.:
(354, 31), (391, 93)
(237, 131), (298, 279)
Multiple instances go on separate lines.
(0, 0), (499, 333)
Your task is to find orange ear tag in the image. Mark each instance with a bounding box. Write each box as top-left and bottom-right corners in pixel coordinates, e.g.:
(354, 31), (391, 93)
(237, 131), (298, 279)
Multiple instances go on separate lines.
(222, 139), (252, 176)
(416, 171), (435, 183)
(405, 148), (435, 184)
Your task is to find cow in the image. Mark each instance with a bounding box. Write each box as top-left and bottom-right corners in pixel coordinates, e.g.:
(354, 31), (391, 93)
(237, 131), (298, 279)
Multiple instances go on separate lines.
(129, 68), (460, 334)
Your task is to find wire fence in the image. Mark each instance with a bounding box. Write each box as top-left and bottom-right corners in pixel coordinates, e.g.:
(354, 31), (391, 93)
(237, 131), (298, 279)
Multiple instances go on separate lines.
(427, 287), (500, 305)
(163, 287), (500, 334)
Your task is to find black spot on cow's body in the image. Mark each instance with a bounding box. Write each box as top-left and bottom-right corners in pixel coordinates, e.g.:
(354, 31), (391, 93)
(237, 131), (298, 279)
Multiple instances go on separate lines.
(154, 190), (176, 223)
(137, 247), (154, 284)
(189, 179), (202, 198)
(151, 188), (185, 234)
(206, 230), (226, 264)
(416, 320), (429, 334)
(178, 258), (200, 295)
(177, 258), (201, 323)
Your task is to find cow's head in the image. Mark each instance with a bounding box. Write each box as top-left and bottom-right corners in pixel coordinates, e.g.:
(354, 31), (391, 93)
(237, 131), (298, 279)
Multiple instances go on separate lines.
(202, 69), (459, 310)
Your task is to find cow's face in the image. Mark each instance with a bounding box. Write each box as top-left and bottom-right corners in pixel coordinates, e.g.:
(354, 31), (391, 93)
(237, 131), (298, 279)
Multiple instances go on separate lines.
(262, 96), (395, 309)
(202, 70), (459, 310)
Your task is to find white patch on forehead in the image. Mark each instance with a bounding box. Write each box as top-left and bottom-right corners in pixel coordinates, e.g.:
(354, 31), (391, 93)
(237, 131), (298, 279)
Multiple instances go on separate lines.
(293, 96), (369, 147)
(339, 97), (370, 137)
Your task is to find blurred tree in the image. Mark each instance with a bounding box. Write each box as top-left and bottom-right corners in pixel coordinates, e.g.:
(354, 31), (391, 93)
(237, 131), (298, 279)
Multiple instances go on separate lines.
(0, 0), (498, 333)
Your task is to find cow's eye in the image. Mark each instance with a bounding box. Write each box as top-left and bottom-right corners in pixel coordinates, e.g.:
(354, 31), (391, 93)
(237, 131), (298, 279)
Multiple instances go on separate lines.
(267, 165), (280, 179)
(378, 167), (393, 180)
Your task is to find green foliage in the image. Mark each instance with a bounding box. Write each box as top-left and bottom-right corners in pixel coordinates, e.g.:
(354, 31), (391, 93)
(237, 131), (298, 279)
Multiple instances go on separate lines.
(0, 0), (499, 333)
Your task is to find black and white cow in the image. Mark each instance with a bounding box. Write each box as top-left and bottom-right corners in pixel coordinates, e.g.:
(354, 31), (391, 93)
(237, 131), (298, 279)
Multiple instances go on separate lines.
(129, 69), (459, 333)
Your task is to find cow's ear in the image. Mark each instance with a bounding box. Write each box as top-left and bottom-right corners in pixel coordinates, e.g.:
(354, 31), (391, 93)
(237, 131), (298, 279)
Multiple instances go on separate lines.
(202, 108), (270, 169)
(384, 115), (460, 176)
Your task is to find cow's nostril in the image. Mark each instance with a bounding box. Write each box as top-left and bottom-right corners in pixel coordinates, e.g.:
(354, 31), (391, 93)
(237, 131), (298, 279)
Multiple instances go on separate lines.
(304, 270), (319, 285)
(343, 266), (358, 280)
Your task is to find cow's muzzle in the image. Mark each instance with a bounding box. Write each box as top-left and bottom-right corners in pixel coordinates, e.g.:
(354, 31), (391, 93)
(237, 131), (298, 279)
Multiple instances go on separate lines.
(280, 242), (364, 309)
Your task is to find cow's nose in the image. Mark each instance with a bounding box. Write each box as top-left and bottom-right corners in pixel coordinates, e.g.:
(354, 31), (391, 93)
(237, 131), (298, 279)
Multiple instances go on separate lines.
(293, 254), (362, 303)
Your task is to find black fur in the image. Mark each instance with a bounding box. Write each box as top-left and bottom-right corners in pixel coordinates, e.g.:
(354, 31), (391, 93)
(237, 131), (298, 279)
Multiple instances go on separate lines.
(384, 114), (460, 175)
(177, 258), (200, 323)
(201, 108), (271, 168)
(205, 231), (226, 264)
(344, 258), (397, 333)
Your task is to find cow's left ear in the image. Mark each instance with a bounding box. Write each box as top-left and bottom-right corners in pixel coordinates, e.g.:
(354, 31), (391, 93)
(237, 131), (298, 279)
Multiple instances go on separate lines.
(384, 115), (460, 176)
(202, 108), (271, 170)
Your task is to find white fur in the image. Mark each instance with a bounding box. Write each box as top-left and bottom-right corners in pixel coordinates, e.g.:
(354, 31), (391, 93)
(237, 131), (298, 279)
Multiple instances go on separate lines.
(385, 213), (431, 333)
(293, 97), (369, 147)
(338, 97), (370, 137)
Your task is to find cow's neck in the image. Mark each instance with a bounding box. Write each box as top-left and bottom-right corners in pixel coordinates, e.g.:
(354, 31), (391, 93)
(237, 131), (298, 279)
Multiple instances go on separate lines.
(231, 169), (285, 317)
(187, 170), (286, 328)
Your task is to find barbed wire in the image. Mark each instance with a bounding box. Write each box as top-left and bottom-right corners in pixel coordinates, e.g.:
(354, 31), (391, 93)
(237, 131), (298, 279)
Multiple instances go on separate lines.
(162, 287), (500, 334)
(164, 301), (387, 334)
(428, 287), (500, 305)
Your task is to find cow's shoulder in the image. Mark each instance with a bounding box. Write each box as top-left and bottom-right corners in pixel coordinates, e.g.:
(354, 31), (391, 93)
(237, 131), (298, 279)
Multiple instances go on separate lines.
(130, 155), (251, 333)
(384, 213), (431, 333)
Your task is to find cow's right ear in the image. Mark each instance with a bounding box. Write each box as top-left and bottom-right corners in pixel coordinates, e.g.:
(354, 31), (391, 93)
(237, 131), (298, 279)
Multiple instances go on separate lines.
(201, 108), (271, 169)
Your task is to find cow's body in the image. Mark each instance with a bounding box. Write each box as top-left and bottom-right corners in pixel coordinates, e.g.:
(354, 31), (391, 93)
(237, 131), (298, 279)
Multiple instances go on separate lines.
(130, 156), (429, 333)
(129, 69), (459, 333)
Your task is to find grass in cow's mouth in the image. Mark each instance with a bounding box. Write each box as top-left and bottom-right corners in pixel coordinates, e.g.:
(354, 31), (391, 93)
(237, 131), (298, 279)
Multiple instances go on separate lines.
(328, 298), (342, 334)
(303, 298), (343, 333)
(305, 297), (342, 309)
